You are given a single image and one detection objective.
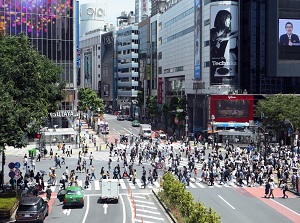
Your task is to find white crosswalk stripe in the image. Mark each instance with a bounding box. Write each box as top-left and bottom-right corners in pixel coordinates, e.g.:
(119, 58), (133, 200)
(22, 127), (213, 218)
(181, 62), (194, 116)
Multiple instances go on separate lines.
(44, 182), (57, 192)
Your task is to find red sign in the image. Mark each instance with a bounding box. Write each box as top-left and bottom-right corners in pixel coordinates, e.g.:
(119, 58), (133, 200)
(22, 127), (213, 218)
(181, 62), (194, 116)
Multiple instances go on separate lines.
(209, 95), (254, 122)
(158, 77), (163, 104)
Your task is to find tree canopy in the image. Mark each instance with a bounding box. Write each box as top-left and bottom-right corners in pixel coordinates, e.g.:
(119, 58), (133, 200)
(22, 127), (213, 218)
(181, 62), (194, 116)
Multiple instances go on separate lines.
(255, 94), (300, 130)
(78, 87), (105, 114)
(0, 34), (65, 148)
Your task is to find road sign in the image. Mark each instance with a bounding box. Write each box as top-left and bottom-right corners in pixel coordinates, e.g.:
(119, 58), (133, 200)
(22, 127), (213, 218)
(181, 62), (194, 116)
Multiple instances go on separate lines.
(15, 162), (21, 169)
(8, 162), (15, 169)
(255, 121), (259, 126)
(14, 169), (21, 177)
(9, 171), (15, 178)
(156, 162), (163, 170)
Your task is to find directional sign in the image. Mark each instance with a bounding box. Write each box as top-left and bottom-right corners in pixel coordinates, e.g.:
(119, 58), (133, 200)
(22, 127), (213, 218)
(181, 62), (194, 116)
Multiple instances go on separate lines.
(15, 162), (21, 169)
(63, 209), (71, 215)
(9, 171), (15, 178)
(103, 203), (108, 214)
(8, 162), (15, 169)
(14, 169), (21, 177)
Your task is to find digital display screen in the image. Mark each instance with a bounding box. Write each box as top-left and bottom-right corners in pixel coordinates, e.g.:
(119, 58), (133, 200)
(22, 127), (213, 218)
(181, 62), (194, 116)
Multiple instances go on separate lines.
(216, 100), (249, 118)
(0, 0), (73, 38)
(279, 19), (300, 46)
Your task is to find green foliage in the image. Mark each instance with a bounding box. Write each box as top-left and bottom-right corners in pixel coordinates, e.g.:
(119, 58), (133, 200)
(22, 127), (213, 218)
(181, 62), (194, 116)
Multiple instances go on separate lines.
(160, 172), (221, 223)
(0, 197), (18, 210)
(255, 94), (300, 129)
(0, 35), (65, 148)
(136, 91), (144, 109)
(78, 87), (105, 113)
(146, 96), (159, 118)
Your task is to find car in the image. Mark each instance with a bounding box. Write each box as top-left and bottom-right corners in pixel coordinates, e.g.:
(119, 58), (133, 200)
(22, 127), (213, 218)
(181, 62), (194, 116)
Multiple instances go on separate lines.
(155, 130), (167, 139)
(132, 120), (140, 127)
(117, 115), (125, 121)
(127, 115), (134, 121)
(15, 196), (48, 223)
(57, 186), (84, 208)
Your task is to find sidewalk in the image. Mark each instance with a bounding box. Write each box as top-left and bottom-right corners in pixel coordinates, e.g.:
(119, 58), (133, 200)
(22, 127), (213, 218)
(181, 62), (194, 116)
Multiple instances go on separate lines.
(4, 120), (108, 158)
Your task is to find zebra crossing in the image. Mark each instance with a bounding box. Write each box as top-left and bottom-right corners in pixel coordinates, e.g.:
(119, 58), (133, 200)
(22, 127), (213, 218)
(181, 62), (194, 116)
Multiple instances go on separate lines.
(43, 178), (242, 192)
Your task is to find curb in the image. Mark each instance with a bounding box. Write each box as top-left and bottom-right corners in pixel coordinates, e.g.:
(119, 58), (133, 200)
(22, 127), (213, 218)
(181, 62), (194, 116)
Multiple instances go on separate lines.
(152, 189), (177, 223)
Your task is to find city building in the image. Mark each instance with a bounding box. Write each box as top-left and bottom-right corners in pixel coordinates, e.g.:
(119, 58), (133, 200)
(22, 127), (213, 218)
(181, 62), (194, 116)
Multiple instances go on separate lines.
(0, 0), (77, 129)
(116, 14), (139, 116)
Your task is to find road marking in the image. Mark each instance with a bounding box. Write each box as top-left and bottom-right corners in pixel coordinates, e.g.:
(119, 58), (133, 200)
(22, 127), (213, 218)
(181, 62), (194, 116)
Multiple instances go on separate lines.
(136, 179), (143, 188)
(119, 179), (127, 189)
(94, 181), (100, 190)
(134, 200), (154, 205)
(136, 213), (165, 221)
(153, 181), (160, 188)
(63, 209), (71, 215)
(218, 195), (235, 209)
(214, 184), (222, 188)
(188, 183), (197, 188)
(135, 204), (157, 209)
(127, 195), (135, 223)
(195, 182), (205, 188)
(134, 195), (147, 199)
(134, 219), (156, 223)
(270, 199), (300, 217)
(136, 209), (161, 215)
(82, 195), (90, 223)
(120, 195), (127, 223)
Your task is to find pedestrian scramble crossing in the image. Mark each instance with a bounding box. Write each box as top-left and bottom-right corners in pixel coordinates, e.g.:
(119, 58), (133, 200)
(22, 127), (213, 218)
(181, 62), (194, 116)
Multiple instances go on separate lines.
(42, 178), (242, 192)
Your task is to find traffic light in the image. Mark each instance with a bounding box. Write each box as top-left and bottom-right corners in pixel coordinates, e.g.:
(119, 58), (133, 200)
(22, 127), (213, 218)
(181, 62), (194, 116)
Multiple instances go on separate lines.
(36, 133), (41, 139)
(2, 151), (5, 165)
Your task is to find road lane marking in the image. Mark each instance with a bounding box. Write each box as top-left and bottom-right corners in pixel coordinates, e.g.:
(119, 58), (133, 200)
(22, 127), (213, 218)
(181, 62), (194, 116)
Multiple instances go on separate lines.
(134, 219), (156, 223)
(218, 195), (235, 209)
(120, 195), (127, 223)
(136, 209), (161, 215)
(195, 182), (205, 188)
(94, 181), (100, 190)
(270, 199), (300, 217)
(134, 195), (147, 199)
(127, 195), (135, 223)
(119, 179), (127, 189)
(135, 204), (157, 209)
(136, 213), (165, 221)
(188, 183), (197, 188)
(82, 195), (90, 223)
(134, 200), (154, 204)
(136, 179), (143, 188)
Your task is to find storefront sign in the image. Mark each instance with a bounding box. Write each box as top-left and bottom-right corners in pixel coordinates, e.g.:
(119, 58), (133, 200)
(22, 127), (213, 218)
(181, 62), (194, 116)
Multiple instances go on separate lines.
(50, 110), (79, 118)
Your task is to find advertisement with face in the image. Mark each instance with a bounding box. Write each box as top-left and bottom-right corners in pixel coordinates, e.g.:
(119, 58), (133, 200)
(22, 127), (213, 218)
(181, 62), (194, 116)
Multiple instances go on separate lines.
(210, 3), (238, 85)
(279, 19), (300, 46)
(194, 0), (201, 80)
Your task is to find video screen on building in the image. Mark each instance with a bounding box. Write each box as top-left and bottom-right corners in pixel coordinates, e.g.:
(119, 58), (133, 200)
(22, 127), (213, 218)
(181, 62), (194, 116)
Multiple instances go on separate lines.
(215, 99), (249, 118)
(279, 19), (300, 46)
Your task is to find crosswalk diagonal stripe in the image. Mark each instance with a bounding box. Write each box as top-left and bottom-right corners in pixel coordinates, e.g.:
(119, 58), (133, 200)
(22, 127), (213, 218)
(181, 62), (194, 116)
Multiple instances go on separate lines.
(119, 179), (127, 189)
(94, 181), (100, 190)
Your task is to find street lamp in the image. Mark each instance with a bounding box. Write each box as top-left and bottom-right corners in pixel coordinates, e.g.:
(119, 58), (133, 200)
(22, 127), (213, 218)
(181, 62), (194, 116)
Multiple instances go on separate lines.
(211, 114), (215, 150)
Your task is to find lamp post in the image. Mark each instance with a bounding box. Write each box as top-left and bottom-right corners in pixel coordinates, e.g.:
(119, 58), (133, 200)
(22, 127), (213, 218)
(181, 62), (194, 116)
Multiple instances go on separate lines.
(211, 114), (215, 150)
(250, 125), (268, 164)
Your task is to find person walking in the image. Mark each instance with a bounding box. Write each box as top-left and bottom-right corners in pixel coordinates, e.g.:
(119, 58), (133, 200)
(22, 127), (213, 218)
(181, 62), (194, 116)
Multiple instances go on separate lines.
(46, 185), (52, 201)
(91, 166), (96, 180)
(89, 152), (94, 165)
(268, 179), (275, 199)
(133, 169), (137, 185)
(264, 180), (270, 198)
(282, 182), (289, 199)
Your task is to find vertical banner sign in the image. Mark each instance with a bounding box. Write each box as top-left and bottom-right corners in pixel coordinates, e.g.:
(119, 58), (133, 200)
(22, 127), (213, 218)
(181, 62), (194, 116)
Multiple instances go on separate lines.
(210, 1), (238, 85)
(142, 0), (148, 16)
(84, 51), (92, 88)
(158, 77), (163, 104)
(194, 0), (201, 80)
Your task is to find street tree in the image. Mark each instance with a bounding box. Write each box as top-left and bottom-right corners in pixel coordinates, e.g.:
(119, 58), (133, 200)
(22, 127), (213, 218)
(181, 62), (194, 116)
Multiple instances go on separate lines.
(255, 94), (300, 130)
(146, 95), (159, 122)
(0, 34), (65, 149)
(78, 87), (105, 114)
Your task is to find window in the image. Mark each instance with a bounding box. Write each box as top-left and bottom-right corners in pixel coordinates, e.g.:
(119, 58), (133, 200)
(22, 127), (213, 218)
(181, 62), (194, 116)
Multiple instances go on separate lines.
(204, 40), (210, 47)
(158, 52), (162, 60)
(204, 61), (210, 67)
(158, 66), (162, 74)
(175, 66), (184, 72)
(204, 19), (210, 26)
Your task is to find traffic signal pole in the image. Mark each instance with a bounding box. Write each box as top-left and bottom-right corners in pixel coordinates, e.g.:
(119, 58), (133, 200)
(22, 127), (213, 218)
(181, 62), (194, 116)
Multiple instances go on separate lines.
(1, 148), (5, 190)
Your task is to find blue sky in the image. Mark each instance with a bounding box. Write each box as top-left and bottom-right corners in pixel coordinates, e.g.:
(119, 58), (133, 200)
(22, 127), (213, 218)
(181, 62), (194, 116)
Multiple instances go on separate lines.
(78, 0), (136, 25)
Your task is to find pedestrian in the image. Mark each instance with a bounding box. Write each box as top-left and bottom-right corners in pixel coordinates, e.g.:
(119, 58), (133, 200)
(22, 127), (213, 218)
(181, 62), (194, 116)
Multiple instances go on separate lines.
(91, 166), (96, 180)
(282, 182), (289, 199)
(56, 156), (61, 168)
(268, 179), (275, 199)
(142, 172), (146, 188)
(23, 154), (28, 170)
(264, 180), (270, 198)
(133, 169), (137, 185)
(31, 159), (36, 171)
(89, 152), (94, 165)
(46, 185), (52, 201)
(60, 174), (66, 190)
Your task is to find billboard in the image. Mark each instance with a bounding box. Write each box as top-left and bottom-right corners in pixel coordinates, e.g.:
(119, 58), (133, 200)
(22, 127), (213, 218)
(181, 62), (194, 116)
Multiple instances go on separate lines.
(210, 2), (238, 85)
(194, 0), (201, 80)
(84, 51), (92, 88)
(279, 19), (300, 46)
(210, 95), (254, 123)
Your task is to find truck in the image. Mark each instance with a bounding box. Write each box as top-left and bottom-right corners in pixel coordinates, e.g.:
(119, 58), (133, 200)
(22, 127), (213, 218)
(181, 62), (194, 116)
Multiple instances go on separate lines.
(99, 121), (109, 134)
(139, 124), (152, 139)
(101, 179), (119, 203)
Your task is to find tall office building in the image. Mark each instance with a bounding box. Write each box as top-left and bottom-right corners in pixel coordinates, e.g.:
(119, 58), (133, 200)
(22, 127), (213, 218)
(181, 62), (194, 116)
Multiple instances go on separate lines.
(0, 0), (76, 128)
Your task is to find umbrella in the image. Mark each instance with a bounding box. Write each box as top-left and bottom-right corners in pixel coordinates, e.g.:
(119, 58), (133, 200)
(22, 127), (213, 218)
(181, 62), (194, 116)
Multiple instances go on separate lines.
(39, 170), (47, 175)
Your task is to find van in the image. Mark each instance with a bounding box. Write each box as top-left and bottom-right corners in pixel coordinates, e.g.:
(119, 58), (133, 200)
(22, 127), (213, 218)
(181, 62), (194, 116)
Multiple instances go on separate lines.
(139, 124), (152, 139)
(101, 179), (119, 203)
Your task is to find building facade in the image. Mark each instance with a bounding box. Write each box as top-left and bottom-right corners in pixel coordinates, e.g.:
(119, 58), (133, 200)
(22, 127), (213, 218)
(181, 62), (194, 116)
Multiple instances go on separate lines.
(0, 0), (77, 128)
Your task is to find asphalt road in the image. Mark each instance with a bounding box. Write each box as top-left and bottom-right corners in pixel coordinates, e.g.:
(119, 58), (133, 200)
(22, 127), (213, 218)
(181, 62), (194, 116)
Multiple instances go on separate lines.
(3, 115), (300, 223)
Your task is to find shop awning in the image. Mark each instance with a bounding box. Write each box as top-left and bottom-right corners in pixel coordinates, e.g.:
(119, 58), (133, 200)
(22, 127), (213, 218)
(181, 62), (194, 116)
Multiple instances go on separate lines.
(42, 128), (77, 136)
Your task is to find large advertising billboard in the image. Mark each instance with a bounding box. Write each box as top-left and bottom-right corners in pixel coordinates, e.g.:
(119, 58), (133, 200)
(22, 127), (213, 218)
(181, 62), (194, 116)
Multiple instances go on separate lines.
(194, 0), (201, 80)
(210, 2), (238, 85)
(279, 19), (300, 46)
(209, 95), (254, 123)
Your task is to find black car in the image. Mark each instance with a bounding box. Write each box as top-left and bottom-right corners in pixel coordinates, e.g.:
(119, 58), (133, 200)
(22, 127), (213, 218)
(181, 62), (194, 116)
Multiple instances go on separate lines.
(15, 196), (48, 223)
(127, 116), (133, 121)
